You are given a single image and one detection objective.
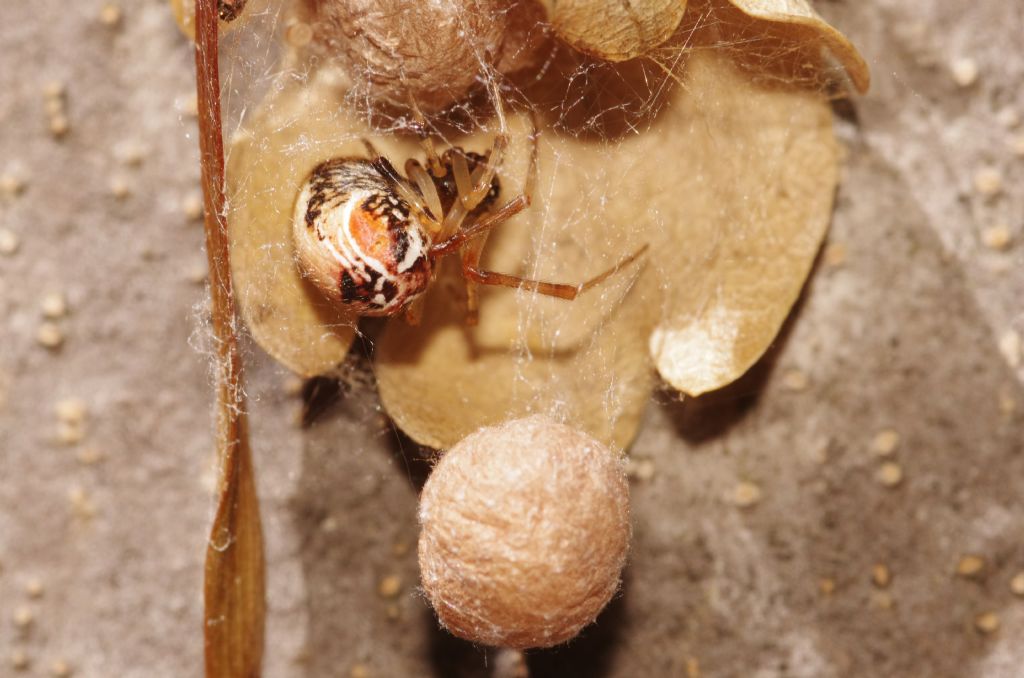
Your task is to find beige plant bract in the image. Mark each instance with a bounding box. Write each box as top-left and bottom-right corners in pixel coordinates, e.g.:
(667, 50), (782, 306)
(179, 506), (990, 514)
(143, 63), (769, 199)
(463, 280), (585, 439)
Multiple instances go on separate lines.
(418, 415), (631, 649)
(227, 83), (360, 378)
(538, 0), (868, 92)
(225, 0), (866, 446)
(644, 51), (839, 396)
(726, 0), (870, 92)
(537, 0), (689, 61)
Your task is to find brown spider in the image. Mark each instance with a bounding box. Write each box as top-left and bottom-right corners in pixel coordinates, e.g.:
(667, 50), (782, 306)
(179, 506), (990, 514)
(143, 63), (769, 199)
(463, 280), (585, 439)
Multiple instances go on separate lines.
(292, 80), (647, 324)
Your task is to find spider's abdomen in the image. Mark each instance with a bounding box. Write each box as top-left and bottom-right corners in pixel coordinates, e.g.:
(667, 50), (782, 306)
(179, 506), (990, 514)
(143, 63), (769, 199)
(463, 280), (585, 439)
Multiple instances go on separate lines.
(293, 158), (432, 316)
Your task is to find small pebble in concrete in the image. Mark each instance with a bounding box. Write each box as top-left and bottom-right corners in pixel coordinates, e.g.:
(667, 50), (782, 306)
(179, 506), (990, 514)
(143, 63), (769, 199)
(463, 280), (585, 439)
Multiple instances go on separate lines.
(972, 167), (1003, 197)
(950, 57), (979, 87)
(871, 430), (900, 457)
(99, 2), (122, 27)
(10, 648), (30, 671)
(981, 224), (1013, 251)
(55, 398), (87, 425)
(974, 612), (1000, 634)
(109, 176), (131, 200)
(996, 107), (1020, 129)
(781, 369), (809, 392)
(41, 292), (68, 319)
(876, 462), (903, 487)
(997, 330), (1021, 368)
(1009, 572), (1024, 596)
(13, 606), (33, 629)
(731, 481), (762, 508)
(181, 192), (204, 221)
(872, 564), (891, 588)
(0, 173), (26, 198)
(36, 323), (65, 350)
(823, 241), (847, 267)
(1011, 134), (1024, 157)
(377, 575), (402, 599)
(0, 229), (20, 255)
(956, 554), (986, 579)
(25, 579), (44, 599)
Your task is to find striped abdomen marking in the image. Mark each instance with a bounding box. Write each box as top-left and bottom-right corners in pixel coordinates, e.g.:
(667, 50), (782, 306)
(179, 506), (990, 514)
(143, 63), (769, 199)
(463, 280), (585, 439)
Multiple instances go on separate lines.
(292, 158), (432, 316)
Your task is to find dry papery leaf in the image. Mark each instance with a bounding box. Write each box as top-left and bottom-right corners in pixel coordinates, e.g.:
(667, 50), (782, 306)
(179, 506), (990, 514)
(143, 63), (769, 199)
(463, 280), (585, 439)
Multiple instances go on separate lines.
(540, 0), (868, 92)
(227, 0), (860, 447)
(226, 76), (359, 378)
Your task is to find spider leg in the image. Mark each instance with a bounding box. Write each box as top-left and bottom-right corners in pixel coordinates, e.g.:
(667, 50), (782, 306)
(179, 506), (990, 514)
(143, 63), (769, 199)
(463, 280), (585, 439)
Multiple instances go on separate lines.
(429, 194), (530, 258)
(462, 244), (649, 301)
(460, 76), (512, 210)
(405, 158), (443, 225)
(462, 266), (580, 300)
(360, 138), (438, 228)
(432, 110), (539, 256)
(458, 228), (489, 327)
(401, 80), (446, 176)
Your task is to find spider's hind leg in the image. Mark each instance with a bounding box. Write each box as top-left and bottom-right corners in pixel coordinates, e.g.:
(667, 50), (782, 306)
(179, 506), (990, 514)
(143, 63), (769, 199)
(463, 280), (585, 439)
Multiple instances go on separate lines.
(460, 244), (650, 306)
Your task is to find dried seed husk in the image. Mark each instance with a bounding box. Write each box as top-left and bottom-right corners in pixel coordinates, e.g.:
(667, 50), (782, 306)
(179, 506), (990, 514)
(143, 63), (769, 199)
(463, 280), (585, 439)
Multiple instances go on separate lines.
(705, 0), (869, 93)
(539, 0), (867, 94)
(226, 71), (369, 377)
(644, 49), (839, 395)
(536, 0), (688, 62)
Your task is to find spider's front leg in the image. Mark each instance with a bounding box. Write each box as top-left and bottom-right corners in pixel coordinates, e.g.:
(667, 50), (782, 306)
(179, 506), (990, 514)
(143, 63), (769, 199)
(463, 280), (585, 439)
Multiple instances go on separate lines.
(461, 77), (513, 211)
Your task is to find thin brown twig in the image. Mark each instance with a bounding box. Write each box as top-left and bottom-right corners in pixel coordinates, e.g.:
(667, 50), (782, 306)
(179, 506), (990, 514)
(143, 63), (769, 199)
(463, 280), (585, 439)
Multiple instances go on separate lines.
(194, 0), (266, 675)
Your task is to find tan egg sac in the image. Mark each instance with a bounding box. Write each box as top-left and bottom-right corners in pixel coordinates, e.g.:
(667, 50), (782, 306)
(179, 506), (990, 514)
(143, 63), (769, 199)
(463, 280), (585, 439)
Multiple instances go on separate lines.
(304, 0), (547, 113)
(418, 416), (631, 649)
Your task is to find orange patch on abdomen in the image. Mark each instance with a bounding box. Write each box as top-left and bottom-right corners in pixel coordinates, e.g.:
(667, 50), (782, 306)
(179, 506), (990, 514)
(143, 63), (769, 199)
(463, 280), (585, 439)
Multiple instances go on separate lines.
(349, 205), (397, 268)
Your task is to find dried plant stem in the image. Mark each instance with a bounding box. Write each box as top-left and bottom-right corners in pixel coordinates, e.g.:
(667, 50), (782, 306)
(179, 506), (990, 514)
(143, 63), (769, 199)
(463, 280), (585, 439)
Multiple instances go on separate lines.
(194, 0), (266, 676)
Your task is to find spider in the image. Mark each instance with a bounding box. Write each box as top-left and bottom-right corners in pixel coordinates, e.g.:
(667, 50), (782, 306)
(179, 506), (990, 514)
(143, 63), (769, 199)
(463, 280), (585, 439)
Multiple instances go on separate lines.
(292, 80), (646, 324)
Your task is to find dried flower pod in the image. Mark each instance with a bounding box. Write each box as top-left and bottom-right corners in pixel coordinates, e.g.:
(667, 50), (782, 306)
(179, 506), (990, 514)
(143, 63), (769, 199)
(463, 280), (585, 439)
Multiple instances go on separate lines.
(536, 0), (688, 61)
(418, 415), (630, 649)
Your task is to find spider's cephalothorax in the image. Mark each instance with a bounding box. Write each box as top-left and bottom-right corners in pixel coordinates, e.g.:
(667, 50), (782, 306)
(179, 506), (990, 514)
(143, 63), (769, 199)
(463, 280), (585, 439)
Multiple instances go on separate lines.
(432, 149), (501, 216)
(293, 158), (433, 316)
